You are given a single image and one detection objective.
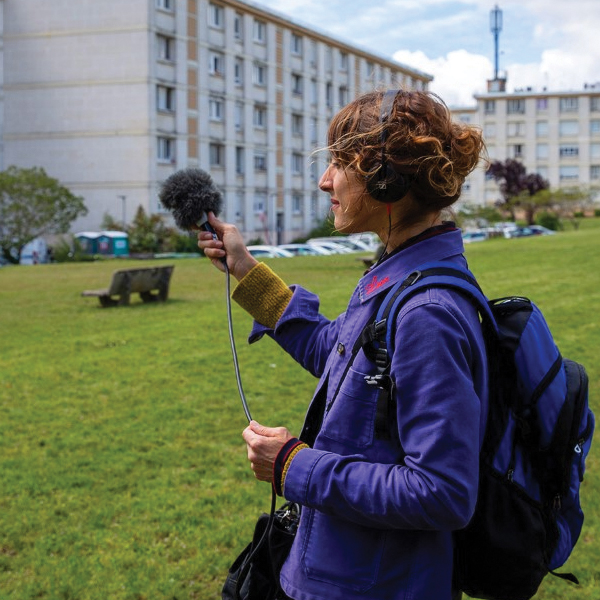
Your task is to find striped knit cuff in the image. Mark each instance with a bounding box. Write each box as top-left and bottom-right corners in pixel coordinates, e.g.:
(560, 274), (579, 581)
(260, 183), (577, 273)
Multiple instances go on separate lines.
(273, 438), (308, 497)
(231, 262), (293, 329)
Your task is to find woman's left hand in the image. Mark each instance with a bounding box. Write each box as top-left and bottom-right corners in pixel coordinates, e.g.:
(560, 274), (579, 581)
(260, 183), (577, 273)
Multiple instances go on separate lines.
(243, 421), (294, 482)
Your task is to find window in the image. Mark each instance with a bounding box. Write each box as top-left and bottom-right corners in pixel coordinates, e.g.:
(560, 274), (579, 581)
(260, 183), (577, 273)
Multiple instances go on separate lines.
(590, 120), (600, 135)
(507, 122), (526, 137)
(310, 79), (318, 104)
(559, 120), (579, 136)
(292, 73), (303, 95)
(157, 85), (175, 111)
(366, 62), (374, 79)
(209, 51), (225, 76)
(157, 35), (174, 61)
(156, 0), (173, 10)
(339, 52), (348, 71)
(512, 144), (524, 159)
(591, 165), (600, 180)
(209, 143), (224, 167)
(560, 97), (578, 112)
(254, 151), (267, 171)
(559, 145), (579, 158)
(291, 33), (302, 55)
(559, 166), (579, 180)
(254, 19), (266, 42)
(536, 98), (548, 111)
(326, 82), (333, 107)
(325, 48), (333, 71)
(209, 97), (224, 121)
(536, 166), (549, 180)
(291, 153), (303, 174)
(310, 161), (318, 181)
(253, 104), (267, 128)
(234, 58), (243, 85)
(234, 102), (244, 130)
(253, 62), (267, 86)
(338, 86), (348, 106)
(291, 114), (303, 136)
(507, 99), (525, 114)
(234, 14), (243, 39)
(311, 191), (318, 217)
(157, 137), (174, 162)
(292, 193), (302, 214)
(209, 3), (224, 28)
(484, 100), (496, 115)
(536, 143), (549, 160)
(483, 123), (496, 138)
(591, 96), (600, 112)
(310, 117), (318, 143)
(235, 147), (244, 174)
(591, 143), (600, 159)
(536, 121), (549, 137)
(253, 192), (267, 213)
(310, 41), (318, 66)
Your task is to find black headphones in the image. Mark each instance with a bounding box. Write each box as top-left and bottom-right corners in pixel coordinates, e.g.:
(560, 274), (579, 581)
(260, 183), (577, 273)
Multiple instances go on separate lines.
(365, 89), (414, 203)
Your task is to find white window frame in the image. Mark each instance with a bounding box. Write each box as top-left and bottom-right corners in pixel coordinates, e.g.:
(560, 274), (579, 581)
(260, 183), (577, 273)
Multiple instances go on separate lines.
(339, 52), (348, 71)
(157, 34), (174, 61)
(484, 100), (496, 115)
(292, 73), (303, 95)
(536, 121), (549, 137)
(209, 3), (224, 28)
(591, 120), (600, 135)
(253, 20), (266, 42)
(590, 165), (600, 180)
(209, 97), (224, 121)
(209, 143), (224, 167)
(234, 14), (243, 39)
(254, 151), (267, 171)
(559, 165), (579, 180)
(559, 145), (579, 158)
(507, 122), (526, 137)
(507, 99), (525, 115)
(536, 143), (549, 160)
(291, 153), (303, 174)
(291, 114), (303, 136)
(234, 58), (243, 85)
(209, 51), (225, 76)
(253, 105), (267, 128)
(157, 85), (175, 112)
(559, 97), (578, 112)
(253, 62), (266, 86)
(157, 137), (175, 162)
(559, 120), (579, 136)
(235, 147), (244, 174)
(156, 0), (173, 11)
(512, 144), (524, 159)
(292, 193), (302, 214)
(253, 193), (267, 214)
(291, 33), (302, 55)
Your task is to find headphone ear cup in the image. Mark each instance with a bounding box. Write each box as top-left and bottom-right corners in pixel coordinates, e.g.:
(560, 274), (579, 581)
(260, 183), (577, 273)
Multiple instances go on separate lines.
(366, 170), (412, 203)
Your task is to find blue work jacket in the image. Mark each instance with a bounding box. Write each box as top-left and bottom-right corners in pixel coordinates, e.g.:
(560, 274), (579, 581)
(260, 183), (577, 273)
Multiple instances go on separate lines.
(249, 229), (488, 600)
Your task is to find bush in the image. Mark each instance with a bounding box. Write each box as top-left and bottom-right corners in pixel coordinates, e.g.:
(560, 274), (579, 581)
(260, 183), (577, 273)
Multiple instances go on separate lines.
(51, 237), (96, 262)
(536, 212), (561, 231)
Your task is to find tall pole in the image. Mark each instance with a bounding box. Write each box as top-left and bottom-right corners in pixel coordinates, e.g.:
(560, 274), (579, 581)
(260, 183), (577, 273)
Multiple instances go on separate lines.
(490, 5), (503, 80)
(118, 195), (127, 228)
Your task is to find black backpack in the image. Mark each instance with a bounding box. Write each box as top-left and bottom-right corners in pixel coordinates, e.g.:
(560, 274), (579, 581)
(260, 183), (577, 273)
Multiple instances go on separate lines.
(358, 261), (594, 600)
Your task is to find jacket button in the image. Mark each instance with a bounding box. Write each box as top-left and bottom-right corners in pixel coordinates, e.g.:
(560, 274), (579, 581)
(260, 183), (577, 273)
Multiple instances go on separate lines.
(337, 343), (345, 355)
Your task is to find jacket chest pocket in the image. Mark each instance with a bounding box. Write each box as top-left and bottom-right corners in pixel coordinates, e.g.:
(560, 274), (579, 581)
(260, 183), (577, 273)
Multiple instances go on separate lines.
(321, 367), (379, 448)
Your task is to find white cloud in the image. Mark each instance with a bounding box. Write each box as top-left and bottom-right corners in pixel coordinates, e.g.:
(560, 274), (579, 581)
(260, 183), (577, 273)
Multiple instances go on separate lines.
(393, 49), (491, 107)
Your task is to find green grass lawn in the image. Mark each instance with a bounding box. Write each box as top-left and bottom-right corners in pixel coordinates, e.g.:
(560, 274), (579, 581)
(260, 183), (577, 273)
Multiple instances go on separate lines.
(1, 220), (599, 599)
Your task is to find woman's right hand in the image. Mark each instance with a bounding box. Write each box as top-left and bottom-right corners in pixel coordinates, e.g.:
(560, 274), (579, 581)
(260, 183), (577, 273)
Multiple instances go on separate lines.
(197, 212), (258, 280)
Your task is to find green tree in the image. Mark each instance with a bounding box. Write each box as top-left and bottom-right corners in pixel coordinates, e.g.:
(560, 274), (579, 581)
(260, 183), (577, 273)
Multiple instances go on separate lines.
(487, 159), (550, 224)
(0, 165), (87, 264)
(127, 205), (175, 254)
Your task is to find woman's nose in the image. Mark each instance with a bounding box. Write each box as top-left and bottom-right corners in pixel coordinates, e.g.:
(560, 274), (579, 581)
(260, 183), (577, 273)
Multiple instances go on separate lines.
(318, 165), (332, 191)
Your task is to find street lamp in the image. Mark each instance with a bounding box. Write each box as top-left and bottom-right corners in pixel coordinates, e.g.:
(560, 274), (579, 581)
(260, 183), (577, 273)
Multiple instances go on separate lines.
(118, 195), (127, 228)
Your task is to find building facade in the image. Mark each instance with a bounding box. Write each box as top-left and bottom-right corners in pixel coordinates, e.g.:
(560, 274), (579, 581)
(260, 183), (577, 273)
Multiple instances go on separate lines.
(452, 84), (600, 209)
(0, 0), (432, 242)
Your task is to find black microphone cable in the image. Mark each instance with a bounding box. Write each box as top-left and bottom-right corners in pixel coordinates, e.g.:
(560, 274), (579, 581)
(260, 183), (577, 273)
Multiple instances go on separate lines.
(201, 222), (252, 423)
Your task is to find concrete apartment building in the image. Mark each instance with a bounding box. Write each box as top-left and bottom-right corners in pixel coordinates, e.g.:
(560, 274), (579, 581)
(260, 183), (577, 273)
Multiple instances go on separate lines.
(0, 0), (432, 243)
(452, 82), (600, 209)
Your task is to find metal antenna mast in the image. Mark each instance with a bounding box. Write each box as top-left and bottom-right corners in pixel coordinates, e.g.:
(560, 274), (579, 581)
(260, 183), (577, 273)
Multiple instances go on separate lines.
(490, 5), (503, 80)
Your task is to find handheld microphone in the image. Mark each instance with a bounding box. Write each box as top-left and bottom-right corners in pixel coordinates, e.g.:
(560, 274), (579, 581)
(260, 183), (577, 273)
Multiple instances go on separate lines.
(158, 168), (252, 423)
(158, 167), (222, 235)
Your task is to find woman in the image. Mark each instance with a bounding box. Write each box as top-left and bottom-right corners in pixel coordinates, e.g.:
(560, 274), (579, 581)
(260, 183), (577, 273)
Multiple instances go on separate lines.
(199, 90), (487, 600)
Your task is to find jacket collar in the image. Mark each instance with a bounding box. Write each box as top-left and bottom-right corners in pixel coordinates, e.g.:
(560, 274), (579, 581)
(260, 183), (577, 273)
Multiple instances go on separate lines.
(357, 228), (466, 304)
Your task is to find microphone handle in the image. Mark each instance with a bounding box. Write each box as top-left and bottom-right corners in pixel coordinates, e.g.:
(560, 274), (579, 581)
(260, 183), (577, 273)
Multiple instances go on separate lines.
(200, 221), (227, 265)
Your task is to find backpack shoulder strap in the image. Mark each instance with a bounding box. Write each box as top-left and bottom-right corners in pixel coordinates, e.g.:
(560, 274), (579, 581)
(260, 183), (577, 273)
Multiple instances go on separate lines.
(368, 261), (497, 369)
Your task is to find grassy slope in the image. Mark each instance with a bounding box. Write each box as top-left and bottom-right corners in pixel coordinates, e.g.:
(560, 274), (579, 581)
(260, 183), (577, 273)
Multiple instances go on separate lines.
(0, 220), (598, 599)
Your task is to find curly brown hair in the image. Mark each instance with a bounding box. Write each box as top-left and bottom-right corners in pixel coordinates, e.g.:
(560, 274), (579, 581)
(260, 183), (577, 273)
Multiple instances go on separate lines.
(327, 90), (486, 217)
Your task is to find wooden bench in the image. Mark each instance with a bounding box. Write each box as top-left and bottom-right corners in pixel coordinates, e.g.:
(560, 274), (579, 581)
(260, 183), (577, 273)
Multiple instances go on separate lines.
(82, 265), (174, 307)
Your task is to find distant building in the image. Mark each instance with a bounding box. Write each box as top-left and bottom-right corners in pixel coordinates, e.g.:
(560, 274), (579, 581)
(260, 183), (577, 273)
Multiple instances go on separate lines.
(452, 82), (600, 209)
(0, 0), (432, 243)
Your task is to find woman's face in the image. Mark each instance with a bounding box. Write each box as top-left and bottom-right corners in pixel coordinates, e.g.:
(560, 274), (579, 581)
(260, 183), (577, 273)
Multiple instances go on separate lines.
(319, 161), (377, 234)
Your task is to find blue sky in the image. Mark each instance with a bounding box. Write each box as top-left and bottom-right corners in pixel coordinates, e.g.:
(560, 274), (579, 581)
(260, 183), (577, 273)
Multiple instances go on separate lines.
(250, 0), (600, 106)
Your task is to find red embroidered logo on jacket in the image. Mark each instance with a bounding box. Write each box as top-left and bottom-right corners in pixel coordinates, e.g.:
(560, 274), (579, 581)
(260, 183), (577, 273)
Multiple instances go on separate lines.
(365, 275), (389, 295)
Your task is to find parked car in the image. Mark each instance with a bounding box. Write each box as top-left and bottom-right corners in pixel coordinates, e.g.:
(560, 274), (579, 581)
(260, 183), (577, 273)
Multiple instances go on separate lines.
(528, 225), (556, 235)
(277, 243), (332, 256)
(246, 245), (294, 258)
(506, 227), (537, 238)
(348, 232), (381, 251)
(307, 240), (354, 254)
(307, 237), (370, 252)
(462, 230), (487, 243)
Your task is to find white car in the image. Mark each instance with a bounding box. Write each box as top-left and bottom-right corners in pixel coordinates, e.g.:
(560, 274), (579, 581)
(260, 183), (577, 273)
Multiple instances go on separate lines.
(246, 245), (294, 258)
(277, 244), (333, 256)
(307, 237), (369, 252)
(307, 240), (354, 254)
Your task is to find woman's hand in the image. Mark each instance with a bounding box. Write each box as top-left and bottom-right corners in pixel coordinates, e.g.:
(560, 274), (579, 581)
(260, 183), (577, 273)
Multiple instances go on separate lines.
(197, 212), (258, 280)
(243, 421), (294, 482)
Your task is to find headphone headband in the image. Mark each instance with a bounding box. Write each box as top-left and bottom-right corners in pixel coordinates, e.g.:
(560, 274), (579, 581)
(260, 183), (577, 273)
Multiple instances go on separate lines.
(365, 89), (413, 203)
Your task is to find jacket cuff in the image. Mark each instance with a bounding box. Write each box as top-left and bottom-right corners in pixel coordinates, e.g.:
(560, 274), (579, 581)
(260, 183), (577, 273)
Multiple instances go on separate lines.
(273, 438), (309, 497)
(232, 262), (293, 328)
